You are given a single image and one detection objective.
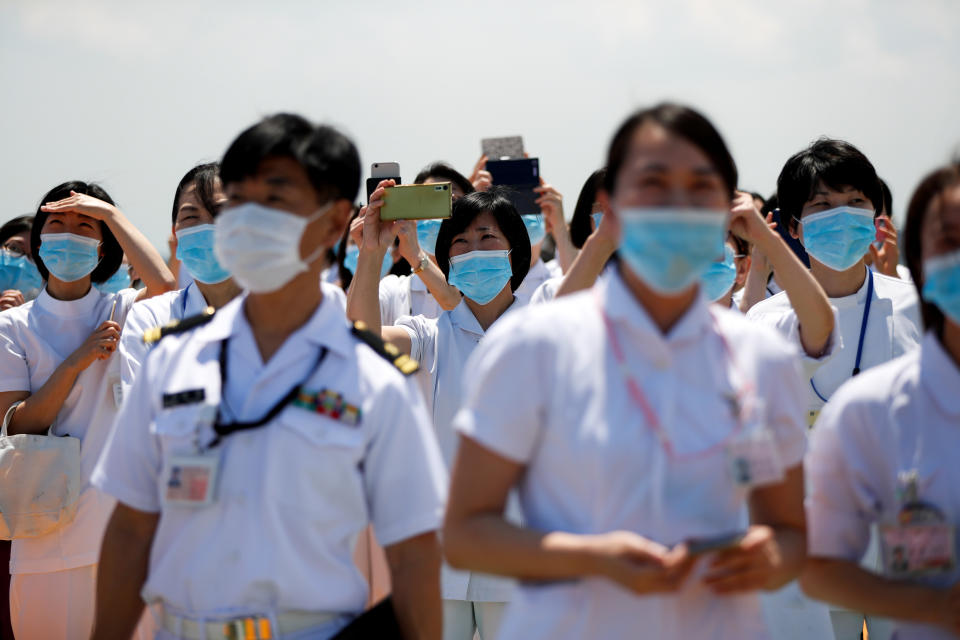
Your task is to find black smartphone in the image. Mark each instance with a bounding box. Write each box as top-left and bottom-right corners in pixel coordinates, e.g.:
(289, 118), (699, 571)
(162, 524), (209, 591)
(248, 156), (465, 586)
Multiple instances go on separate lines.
(486, 158), (540, 215)
(685, 531), (746, 556)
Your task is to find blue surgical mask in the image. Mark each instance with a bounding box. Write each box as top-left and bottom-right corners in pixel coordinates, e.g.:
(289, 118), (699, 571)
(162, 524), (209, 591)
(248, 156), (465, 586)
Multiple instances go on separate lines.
(38, 233), (101, 283)
(619, 208), (727, 294)
(700, 244), (738, 302)
(176, 224), (231, 284)
(343, 246), (392, 279)
(96, 267), (132, 294)
(521, 214), (546, 245)
(417, 219), (443, 256)
(591, 212), (603, 231)
(922, 248), (960, 325)
(447, 249), (513, 305)
(0, 250), (43, 299)
(800, 206), (875, 272)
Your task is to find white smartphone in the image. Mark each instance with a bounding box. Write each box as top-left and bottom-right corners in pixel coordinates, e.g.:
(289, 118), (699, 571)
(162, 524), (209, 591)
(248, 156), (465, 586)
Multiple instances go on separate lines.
(371, 162), (400, 179)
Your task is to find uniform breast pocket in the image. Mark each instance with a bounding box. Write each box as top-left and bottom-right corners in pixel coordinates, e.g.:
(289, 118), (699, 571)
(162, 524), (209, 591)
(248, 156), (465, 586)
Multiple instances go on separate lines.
(266, 407), (367, 517)
(150, 406), (207, 456)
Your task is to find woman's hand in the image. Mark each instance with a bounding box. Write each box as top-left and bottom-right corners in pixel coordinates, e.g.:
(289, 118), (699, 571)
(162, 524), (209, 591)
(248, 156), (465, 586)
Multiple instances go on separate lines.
(396, 220), (424, 266)
(592, 531), (695, 595)
(729, 192), (776, 246)
(0, 289), (25, 311)
(868, 215), (901, 279)
(361, 180), (400, 253)
(470, 155), (492, 192)
(65, 321), (120, 372)
(41, 191), (119, 222)
(535, 180), (565, 236)
(702, 525), (782, 594)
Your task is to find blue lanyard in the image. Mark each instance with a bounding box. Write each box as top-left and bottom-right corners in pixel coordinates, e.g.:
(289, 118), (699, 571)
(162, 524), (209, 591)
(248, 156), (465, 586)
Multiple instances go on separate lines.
(810, 269), (873, 402)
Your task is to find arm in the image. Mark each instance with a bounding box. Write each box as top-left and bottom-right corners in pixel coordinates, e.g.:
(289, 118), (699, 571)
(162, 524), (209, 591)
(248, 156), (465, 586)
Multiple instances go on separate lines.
(1, 320), (120, 435)
(345, 182), (400, 336)
(395, 221), (460, 311)
(730, 193), (833, 357)
(40, 192), (176, 299)
(385, 532), (442, 640)
(536, 181), (577, 274)
(739, 238), (774, 313)
(444, 437), (694, 593)
(867, 215), (901, 279)
(802, 559), (960, 634)
(91, 503), (159, 640)
(554, 211), (618, 298)
(0, 290), (25, 311)
(703, 464), (807, 593)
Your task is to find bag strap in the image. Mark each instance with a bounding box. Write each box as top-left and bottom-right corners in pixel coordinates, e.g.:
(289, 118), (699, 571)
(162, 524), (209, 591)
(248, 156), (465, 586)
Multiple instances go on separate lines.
(1, 401), (23, 438)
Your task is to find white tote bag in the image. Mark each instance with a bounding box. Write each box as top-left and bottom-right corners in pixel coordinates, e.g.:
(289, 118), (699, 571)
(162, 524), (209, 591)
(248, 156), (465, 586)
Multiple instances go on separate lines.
(0, 401), (81, 539)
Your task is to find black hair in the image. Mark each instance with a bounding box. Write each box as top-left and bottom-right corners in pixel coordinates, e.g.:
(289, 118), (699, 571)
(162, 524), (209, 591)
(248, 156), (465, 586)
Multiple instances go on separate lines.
(220, 113), (361, 205)
(570, 168), (607, 249)
(903, 161), (960, 336)
(31, 181), (123, 284)
(879, 178), (893, 217)
(414, 162), (475, 196)
(748, 191), (766, 209)
(0, 215), (34, 246)
(604, 103), (738, 198)
(435, 189), (531, 293)
(172, 162), (222, 225)
(728, 232), (750, 257)
(777, 138), (882, 233)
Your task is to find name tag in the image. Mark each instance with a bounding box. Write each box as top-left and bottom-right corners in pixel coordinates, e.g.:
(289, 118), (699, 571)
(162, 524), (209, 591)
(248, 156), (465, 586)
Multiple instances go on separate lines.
(163, 453), (220, 507)
(726, 430), (785, 489)
(163, 388), (206, 408)
(880, 522), (956, 578)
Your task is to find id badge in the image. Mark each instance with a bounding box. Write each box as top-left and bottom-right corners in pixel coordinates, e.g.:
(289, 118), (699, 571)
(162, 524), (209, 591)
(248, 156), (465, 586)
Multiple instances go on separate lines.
(726, 429), (785, 489)
(163, 453), (220, 507)
(879, 522), (956, 578)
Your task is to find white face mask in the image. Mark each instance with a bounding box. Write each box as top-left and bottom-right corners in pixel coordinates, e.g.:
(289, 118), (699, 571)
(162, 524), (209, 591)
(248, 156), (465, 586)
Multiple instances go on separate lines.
(214, 201), (333, 293)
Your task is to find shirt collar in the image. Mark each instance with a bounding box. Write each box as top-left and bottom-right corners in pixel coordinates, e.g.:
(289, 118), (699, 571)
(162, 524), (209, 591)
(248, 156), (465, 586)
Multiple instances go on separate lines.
(194, 290), (354, 358)
(449, 295), (520, 337)
(34, 284), (101, 317)
(920, 331), (960, 417)
(600, 268), (713, 346)
(527, 258), (550, 280)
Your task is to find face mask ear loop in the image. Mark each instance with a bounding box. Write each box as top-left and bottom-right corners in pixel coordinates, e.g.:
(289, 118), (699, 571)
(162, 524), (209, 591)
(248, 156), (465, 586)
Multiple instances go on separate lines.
(298, 201), (338, 270)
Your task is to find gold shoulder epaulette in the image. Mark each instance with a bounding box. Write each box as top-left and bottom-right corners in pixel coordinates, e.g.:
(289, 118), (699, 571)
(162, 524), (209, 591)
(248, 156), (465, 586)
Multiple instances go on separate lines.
(351, 321), (420, 376)
(143, 306), (216, 345)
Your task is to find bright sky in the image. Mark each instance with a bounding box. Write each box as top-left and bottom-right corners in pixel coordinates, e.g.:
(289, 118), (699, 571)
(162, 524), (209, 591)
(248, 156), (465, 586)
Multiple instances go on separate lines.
(2, 0), (958, 255)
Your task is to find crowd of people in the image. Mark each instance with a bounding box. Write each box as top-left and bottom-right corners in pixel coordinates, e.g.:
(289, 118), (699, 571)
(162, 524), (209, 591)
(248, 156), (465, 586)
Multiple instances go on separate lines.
(0, 103), (957, 640)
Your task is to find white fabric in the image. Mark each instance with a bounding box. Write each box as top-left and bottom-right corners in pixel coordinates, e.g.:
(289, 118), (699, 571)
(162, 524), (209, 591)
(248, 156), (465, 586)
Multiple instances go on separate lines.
(806, 332), (960, 639)
(0, 286), (138, 574)
(378, 273), (444, 327)
(119, 281), (209, 397)
(92, 291), (446, 617)
(453, 269), (808, 640)
(544, 258), (562, 278)
(869, 262), (913, 282)
(747, 268), (921, 420)
(396, 298), (521, 602)
(530, 276), (562, 305)
(442, 599), (506, 640)
(515, 258), (555, 306)
(0, 400), (81, 539)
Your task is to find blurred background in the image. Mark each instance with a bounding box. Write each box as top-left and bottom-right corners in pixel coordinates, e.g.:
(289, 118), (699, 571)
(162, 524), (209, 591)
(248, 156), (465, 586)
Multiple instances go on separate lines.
(1, 0), (958, 253)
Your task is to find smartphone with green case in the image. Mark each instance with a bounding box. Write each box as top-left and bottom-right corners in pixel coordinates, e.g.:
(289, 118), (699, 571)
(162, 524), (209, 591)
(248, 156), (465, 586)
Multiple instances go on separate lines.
(380, 183), (452, 220)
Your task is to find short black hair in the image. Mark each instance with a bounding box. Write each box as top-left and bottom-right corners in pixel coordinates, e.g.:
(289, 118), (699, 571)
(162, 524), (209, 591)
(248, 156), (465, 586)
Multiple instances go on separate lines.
(414, 162), (475, 196)
(570, 168), (606, 249)
(435, 189), (531, 293)
(903, 160), (960, 336)
(777, 138), (882, 233)
(879, 177), (893, 217)
(172, 162), (222, 225)
(220, 113), (361, 205)
(604, 103), (738, 198)
(31, 181), (123, 284)
(0, 215), (34, 246)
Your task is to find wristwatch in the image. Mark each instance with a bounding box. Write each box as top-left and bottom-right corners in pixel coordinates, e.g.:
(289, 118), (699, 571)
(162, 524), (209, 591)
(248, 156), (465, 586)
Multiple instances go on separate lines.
(412, 254), (428, 275)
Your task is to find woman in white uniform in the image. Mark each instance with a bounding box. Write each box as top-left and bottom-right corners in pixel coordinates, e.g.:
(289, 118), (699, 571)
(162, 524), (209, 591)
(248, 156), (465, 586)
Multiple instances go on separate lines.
(700, 233), (750, 310)
(443, 103), (820, 640)
(0, 215), (44, 311)
(747, 139), (923, 427)
(802, 161), (960, 638)
(119, 162), (242, 396)
(347, 187), (531, 640)
(0, 181), (175, 639)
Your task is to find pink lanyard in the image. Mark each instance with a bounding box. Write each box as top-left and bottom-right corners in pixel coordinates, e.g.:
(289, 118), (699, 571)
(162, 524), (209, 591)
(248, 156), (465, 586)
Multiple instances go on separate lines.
(598, 297), (755, 461)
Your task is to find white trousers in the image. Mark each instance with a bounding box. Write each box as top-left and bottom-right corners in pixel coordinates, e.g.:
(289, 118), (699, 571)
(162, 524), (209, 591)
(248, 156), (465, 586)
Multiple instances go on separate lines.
(442, 599), (505, 640)
(10, 564), (155, 640)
